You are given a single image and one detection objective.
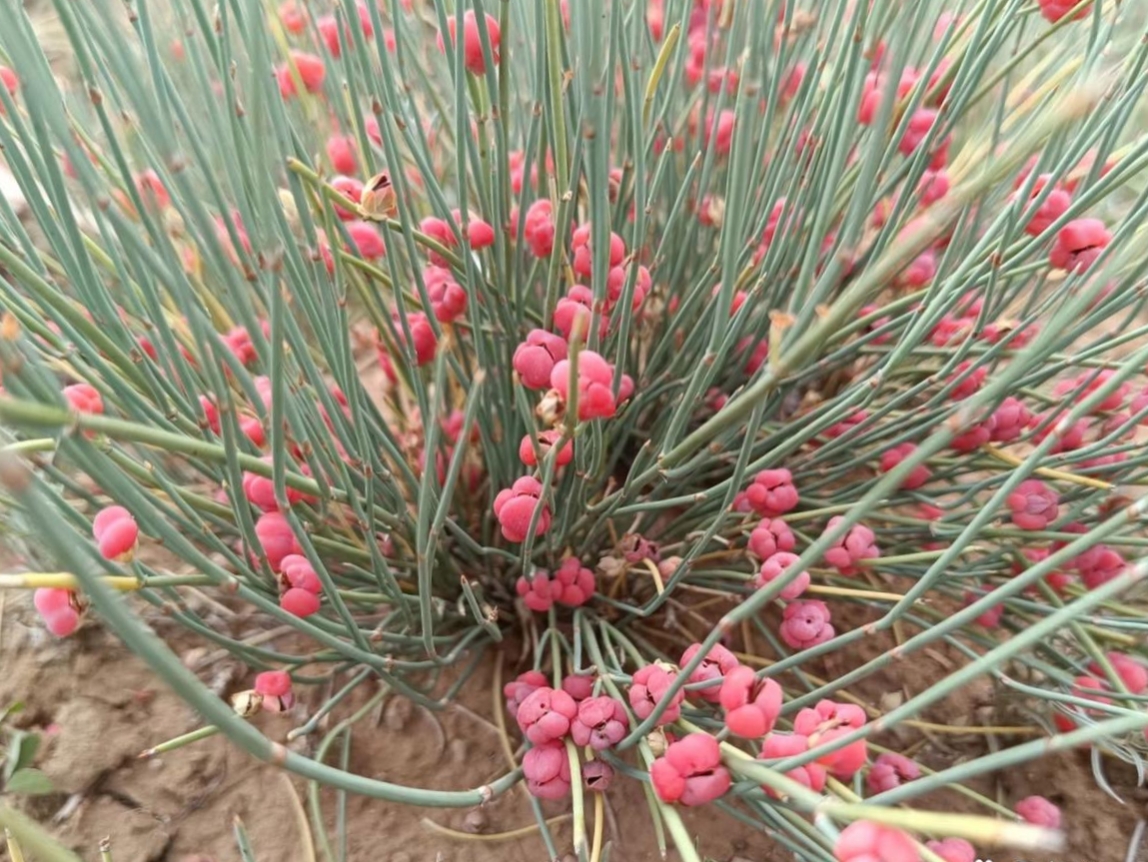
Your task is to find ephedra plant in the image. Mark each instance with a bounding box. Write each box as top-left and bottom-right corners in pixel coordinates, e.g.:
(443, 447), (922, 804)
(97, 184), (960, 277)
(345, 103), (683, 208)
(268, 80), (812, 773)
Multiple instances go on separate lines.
(0, 0), (1147, 859)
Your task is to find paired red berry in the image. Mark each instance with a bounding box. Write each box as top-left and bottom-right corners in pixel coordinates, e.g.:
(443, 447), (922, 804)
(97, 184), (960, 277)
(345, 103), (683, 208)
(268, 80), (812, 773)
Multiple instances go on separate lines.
(437, 11), (501, 75)
(780, 600), (835, 650)
(719, 666), (783, 738)
(493, 477), (551, 542)
(93, 505), (139, 562)
(34, 588), (80, 638)
(650, 733), (730, 806)
(628, 663), (683, 725)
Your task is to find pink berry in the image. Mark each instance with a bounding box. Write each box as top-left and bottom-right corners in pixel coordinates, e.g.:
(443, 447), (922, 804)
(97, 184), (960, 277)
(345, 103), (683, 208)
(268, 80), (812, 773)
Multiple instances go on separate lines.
(748, 518), (796, 559)
(1088, 652), (1148, 694)
(680, 643), (740, 704)
(503, 670), (548, 715)
(279, 555), (321, 594)
(34, 588), (79, 637)
(516, 686), (577, 745)
(493, 477), (550, 543)
(394, 311), (437, 366)
(522, 743), (570, 799)
(513, 329), (568, 389)
(550, 350), (623, 421)
(423, 265), (467, 322)
(925, 839), (977, 862)
(780, 601), (835, 651)
(880, 443), (931, 490)
(523, 199), (555, 257)
(719, 666), (783, 738)
(254, 512), (301, 571)
(1006, 479), (1059, 531)
(739, 469), (799, 518)
(280, 587), (320, 617)
(519, 429), (574, 468)
(989, 397), (1032, 443)
(755, 552), (810, 600)
(1050, 218), (1111, 273)
(345, 220), (385, 259)
(1015, 795), (1061, 828)
(649, 733), (730, 806)
(823, 517), (879, 575)
(866, 752), (920, 793)
(628, 664), (683, 725)
(552, 285), (608, 342)
(570, 696), (628, 750)
(570, 224), (625, 279)
(437, 11), (501, 75)
(834, 821), (919, 862)
(63, 383), (104, 415)
(276, 51), (325, 98)
(254, 670), (292, 698)
(758, 732), (826, 796)
(561, 674), (595, 702)
(1037, 0), (1092, 23)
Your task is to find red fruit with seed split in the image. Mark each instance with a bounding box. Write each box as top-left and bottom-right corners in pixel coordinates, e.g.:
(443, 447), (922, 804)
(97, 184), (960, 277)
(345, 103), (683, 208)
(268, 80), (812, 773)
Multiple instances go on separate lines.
(255, 512), (301, 571)
(523, 743), (570, 799)
(754, 552), (810, 600)
(93, 505), (139, 562)
(503, 670), (548, 715)
(513, 329), (568, 390)
(720, 666), (783, 738)
(516, 686), (577, 745)
(280, 554), (321, 594)
(493, 477), (550, 543)
(34, 588), (80, 638)
(424, 265), (467, 322)
(737, 469), (798, 518)
(571, 696), (628, 750)
(867, 752), (920, 793)
(519, 429), (573, 468)
(650, 733), (730, 806)
(276, 51), (326, 98)
(571, 224), (626, 279)
(523, 199), (555, 257)
(793, 701), (869, 779)
(330, 176), (363, 220)
(880, 443), (931, 490)
(280, 588), (320, 617)
(1088, 652), (1147, 694)
(748, 518), (796, 560)
(1015, 795), (1061, 828)
(780, 600), (835, 651)
(681, 643), (740, 704)
(583, 760), (613, 792)
(629, 664), (683, 724)
(926, 839), (976, 862)
(834, 821), (919, 862)
(1050, 218), (1110, 272)
(437, 11), (501, 75)
(1006, 479), (1059, 531)
(823, 517), (879, 575)
(759, 732), (827, 796)
(550, 350), (623, 421)
(63, 383), (104, 415)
